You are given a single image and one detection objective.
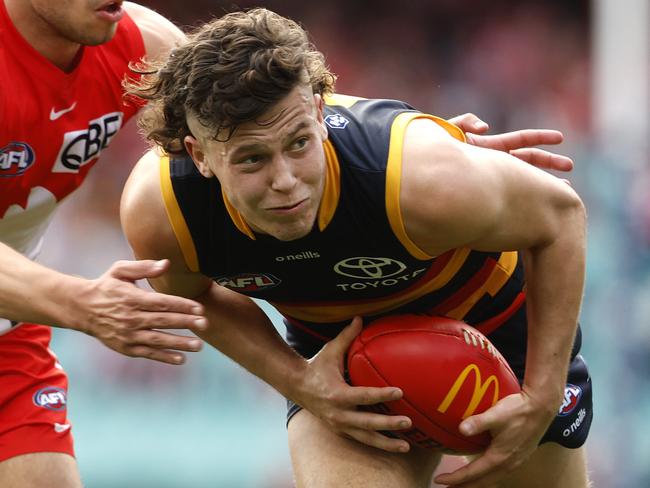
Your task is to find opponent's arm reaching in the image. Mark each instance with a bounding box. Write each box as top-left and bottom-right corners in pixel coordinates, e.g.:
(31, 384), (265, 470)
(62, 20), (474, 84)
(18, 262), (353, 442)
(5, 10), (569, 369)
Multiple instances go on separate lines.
(0, 242), (206, 364)
(448, 113), (574, 173)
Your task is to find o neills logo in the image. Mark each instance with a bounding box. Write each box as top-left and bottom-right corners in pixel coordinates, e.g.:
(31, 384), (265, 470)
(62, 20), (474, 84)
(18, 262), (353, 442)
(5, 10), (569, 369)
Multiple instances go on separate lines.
(437, 364), (500, 419)
(275, 251), (320, 262)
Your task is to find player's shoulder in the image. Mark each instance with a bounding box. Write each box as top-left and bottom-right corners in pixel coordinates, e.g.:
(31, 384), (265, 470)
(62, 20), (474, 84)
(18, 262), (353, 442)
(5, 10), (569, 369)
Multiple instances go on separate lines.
(123, 2), (186, 62)
(121, 147), (179, 253)
(323, 93), (416, 125)
(122, 148), (163, 214)
(322, 93), (417, 169)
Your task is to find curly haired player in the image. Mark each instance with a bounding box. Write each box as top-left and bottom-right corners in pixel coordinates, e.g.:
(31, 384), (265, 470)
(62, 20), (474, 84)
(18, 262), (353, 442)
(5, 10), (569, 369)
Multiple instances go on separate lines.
(122, 8), (592, 488)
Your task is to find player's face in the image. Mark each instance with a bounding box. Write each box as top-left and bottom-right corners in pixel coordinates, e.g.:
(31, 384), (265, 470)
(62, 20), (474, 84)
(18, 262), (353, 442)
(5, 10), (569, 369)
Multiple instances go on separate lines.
(187, 84), (329, 242)
(29, 0), (124, 45)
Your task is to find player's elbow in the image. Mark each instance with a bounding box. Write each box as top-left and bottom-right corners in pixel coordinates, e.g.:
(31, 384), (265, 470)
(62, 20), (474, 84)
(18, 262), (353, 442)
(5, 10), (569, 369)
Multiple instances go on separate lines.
(544, 185), (586, 247)
(562, 186), (586, 234)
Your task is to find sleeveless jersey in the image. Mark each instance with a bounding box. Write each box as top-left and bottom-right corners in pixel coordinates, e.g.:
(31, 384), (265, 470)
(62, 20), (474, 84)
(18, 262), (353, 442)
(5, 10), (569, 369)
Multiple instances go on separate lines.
(0, 2), (145, 258)
(0, 2), (145, 333)
(161, 94), (526, 342)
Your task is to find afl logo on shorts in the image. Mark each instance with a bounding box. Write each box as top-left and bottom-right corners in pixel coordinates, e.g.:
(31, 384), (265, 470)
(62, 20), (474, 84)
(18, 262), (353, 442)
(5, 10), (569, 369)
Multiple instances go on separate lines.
(0, 142), (35, 177)
(558, 384), (582, 416)
(33, 386), (67, 411)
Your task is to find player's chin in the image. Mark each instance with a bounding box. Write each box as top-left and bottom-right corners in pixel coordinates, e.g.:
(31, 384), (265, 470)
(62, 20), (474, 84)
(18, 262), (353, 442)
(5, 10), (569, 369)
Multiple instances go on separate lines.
(76, 22), (119, 46)
(264, 217), (314, 241)
(272, 225), (311, 242)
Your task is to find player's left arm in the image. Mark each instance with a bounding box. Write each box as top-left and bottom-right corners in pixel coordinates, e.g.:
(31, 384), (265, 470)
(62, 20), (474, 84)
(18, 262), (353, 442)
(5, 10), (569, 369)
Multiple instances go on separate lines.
(123, 2), (186, 62)
(399, 118), (586, 487)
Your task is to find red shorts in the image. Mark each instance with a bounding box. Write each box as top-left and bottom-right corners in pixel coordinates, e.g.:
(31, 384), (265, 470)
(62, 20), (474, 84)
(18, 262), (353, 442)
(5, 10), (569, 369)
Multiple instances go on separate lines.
(0, 323), (75, 462)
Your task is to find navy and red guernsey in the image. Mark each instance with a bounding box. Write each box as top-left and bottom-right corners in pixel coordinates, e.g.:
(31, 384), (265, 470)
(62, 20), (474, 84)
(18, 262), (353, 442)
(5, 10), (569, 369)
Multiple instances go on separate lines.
(161, 93), (527, 352)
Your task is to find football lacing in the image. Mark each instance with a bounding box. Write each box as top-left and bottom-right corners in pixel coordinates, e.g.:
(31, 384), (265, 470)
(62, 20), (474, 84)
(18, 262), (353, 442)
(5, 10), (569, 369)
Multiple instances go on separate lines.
(462, 328), (497, 357)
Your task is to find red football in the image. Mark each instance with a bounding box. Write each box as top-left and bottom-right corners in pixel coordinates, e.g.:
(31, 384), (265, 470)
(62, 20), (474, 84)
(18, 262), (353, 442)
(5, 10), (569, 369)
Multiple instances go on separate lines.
(347, 314), (521, 453)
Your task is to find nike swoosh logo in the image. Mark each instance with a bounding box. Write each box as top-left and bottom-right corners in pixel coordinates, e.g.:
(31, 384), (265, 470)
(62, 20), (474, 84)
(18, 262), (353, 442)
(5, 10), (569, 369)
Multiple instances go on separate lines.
(49, 102), (77, 121)
(54, 422), (71, 433)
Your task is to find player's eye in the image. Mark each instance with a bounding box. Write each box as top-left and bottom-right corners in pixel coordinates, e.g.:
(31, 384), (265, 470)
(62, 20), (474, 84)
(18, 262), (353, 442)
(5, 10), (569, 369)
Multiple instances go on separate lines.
(290, 136), (309, 151)
(238, 154), (263, 165)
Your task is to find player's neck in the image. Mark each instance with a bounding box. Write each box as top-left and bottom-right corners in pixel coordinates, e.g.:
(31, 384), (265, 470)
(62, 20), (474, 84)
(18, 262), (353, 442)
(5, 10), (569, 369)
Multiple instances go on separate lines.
(5, 0), (82, 72)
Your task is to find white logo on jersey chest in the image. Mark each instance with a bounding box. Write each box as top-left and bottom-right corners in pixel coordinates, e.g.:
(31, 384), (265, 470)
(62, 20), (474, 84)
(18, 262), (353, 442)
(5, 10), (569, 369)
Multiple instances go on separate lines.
(49, 102), (77, 121)
(51, 111), (123, 173)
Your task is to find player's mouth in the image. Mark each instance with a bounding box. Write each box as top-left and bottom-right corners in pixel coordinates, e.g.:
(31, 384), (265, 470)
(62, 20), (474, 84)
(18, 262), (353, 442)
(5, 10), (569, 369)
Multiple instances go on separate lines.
(267, 198), (308, 215)
(95, 0), (124, 23)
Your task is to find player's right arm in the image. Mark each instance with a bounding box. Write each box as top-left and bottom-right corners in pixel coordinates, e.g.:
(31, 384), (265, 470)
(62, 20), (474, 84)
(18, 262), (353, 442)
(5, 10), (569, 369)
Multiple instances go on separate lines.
(0, 239), (208, 364)
(120, 149), (412, 453)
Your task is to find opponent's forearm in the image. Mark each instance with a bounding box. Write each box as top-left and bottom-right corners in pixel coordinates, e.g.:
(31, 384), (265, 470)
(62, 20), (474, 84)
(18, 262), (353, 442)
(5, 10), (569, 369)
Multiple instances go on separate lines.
(0, 242), (84, 327)
(522, 199), (586, 408)
(196, 283), (308, 401)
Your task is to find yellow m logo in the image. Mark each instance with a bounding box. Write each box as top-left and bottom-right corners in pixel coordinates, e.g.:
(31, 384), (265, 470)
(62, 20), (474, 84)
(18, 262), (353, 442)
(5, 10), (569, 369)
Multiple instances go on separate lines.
(437, 364), (500, 419)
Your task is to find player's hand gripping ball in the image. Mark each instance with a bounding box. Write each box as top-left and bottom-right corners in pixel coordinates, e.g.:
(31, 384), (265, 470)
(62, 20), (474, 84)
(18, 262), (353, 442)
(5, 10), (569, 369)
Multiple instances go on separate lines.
(347, 314), (521, 453)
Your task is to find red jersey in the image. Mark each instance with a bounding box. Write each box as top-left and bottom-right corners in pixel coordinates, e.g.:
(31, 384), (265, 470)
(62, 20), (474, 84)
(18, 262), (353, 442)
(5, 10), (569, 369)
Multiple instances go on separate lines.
(0, 2), (145, 259)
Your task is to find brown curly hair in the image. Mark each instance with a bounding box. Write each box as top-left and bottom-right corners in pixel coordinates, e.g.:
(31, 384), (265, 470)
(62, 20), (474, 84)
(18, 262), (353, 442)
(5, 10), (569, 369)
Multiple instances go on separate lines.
(128, 8), (336, 154)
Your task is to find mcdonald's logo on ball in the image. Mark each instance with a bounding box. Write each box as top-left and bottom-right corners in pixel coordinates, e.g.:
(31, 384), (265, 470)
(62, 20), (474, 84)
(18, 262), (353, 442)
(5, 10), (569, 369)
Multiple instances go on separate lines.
(347, 314), (521, 453)
(437, 363), (501, 419)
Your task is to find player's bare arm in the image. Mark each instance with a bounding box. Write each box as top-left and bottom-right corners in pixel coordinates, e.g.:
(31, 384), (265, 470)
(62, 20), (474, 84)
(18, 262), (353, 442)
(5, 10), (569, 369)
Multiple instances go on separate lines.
(0, 241), (208, 364)
(121, 149), (413, 453)
(123, 2), (186, 61)
(399, 118), (586, 486)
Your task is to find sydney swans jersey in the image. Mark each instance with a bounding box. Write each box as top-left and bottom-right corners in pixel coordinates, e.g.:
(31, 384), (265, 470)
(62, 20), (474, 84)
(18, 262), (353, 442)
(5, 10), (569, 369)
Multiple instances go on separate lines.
(162, 95), (526, 341)
(0, 3), (145, 259)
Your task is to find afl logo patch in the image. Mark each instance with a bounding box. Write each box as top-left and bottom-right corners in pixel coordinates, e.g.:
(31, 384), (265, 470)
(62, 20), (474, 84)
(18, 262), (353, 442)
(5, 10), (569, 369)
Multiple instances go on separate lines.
(0, 142), (35, 177)
(33, 386), (67, 411)
(324, 114), (350, 129)
(558, 384), (582, 416)
(216, 273), (281, 292)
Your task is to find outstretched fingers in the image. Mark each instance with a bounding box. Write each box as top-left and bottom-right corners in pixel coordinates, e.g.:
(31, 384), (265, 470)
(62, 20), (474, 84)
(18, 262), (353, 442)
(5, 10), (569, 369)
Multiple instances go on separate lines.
(123, 330), (204, 365)
(108, 259), (172, 281)
(509, 147), (574, 172)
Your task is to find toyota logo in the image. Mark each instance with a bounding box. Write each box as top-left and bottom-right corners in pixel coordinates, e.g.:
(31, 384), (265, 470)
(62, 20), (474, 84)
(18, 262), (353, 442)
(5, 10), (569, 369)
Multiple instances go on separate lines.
(334, 257), (407, 279)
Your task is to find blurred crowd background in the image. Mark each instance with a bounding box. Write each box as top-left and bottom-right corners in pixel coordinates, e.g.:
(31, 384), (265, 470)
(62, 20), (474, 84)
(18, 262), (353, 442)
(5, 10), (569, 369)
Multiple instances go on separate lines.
(39, 0), (649, 486)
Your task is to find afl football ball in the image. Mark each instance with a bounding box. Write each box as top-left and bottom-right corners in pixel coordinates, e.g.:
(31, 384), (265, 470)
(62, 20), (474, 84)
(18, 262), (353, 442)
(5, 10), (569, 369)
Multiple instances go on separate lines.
(347, 314), (521, 453)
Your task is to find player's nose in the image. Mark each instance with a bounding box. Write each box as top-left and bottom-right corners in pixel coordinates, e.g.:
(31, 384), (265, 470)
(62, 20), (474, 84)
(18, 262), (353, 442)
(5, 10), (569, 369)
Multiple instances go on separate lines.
(269, 155), (298, 192)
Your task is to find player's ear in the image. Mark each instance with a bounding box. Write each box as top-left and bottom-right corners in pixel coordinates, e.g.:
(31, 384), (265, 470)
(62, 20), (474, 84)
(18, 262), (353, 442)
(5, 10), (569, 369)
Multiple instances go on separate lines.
(313, 93), (327, 141)
(184, 135), (213, 178)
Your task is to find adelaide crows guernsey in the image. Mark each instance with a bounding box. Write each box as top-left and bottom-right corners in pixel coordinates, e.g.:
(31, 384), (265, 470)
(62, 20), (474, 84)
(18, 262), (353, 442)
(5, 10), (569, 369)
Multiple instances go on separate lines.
(162, 94), (526, 345)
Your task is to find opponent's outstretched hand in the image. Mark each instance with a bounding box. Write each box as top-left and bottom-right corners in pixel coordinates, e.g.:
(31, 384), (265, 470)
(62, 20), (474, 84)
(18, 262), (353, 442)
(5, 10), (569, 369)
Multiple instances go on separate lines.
(296, 316), (412, 453)
(434, 389), (555, 487)
(75, 259), (207, 364)
(448, 113), (574, 173)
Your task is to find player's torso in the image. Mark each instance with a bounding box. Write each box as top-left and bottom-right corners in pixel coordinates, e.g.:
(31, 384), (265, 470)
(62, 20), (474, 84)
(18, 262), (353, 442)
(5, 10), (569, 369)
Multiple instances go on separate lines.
(164, 96), (524, 329)
(0, 5), (144, 256)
